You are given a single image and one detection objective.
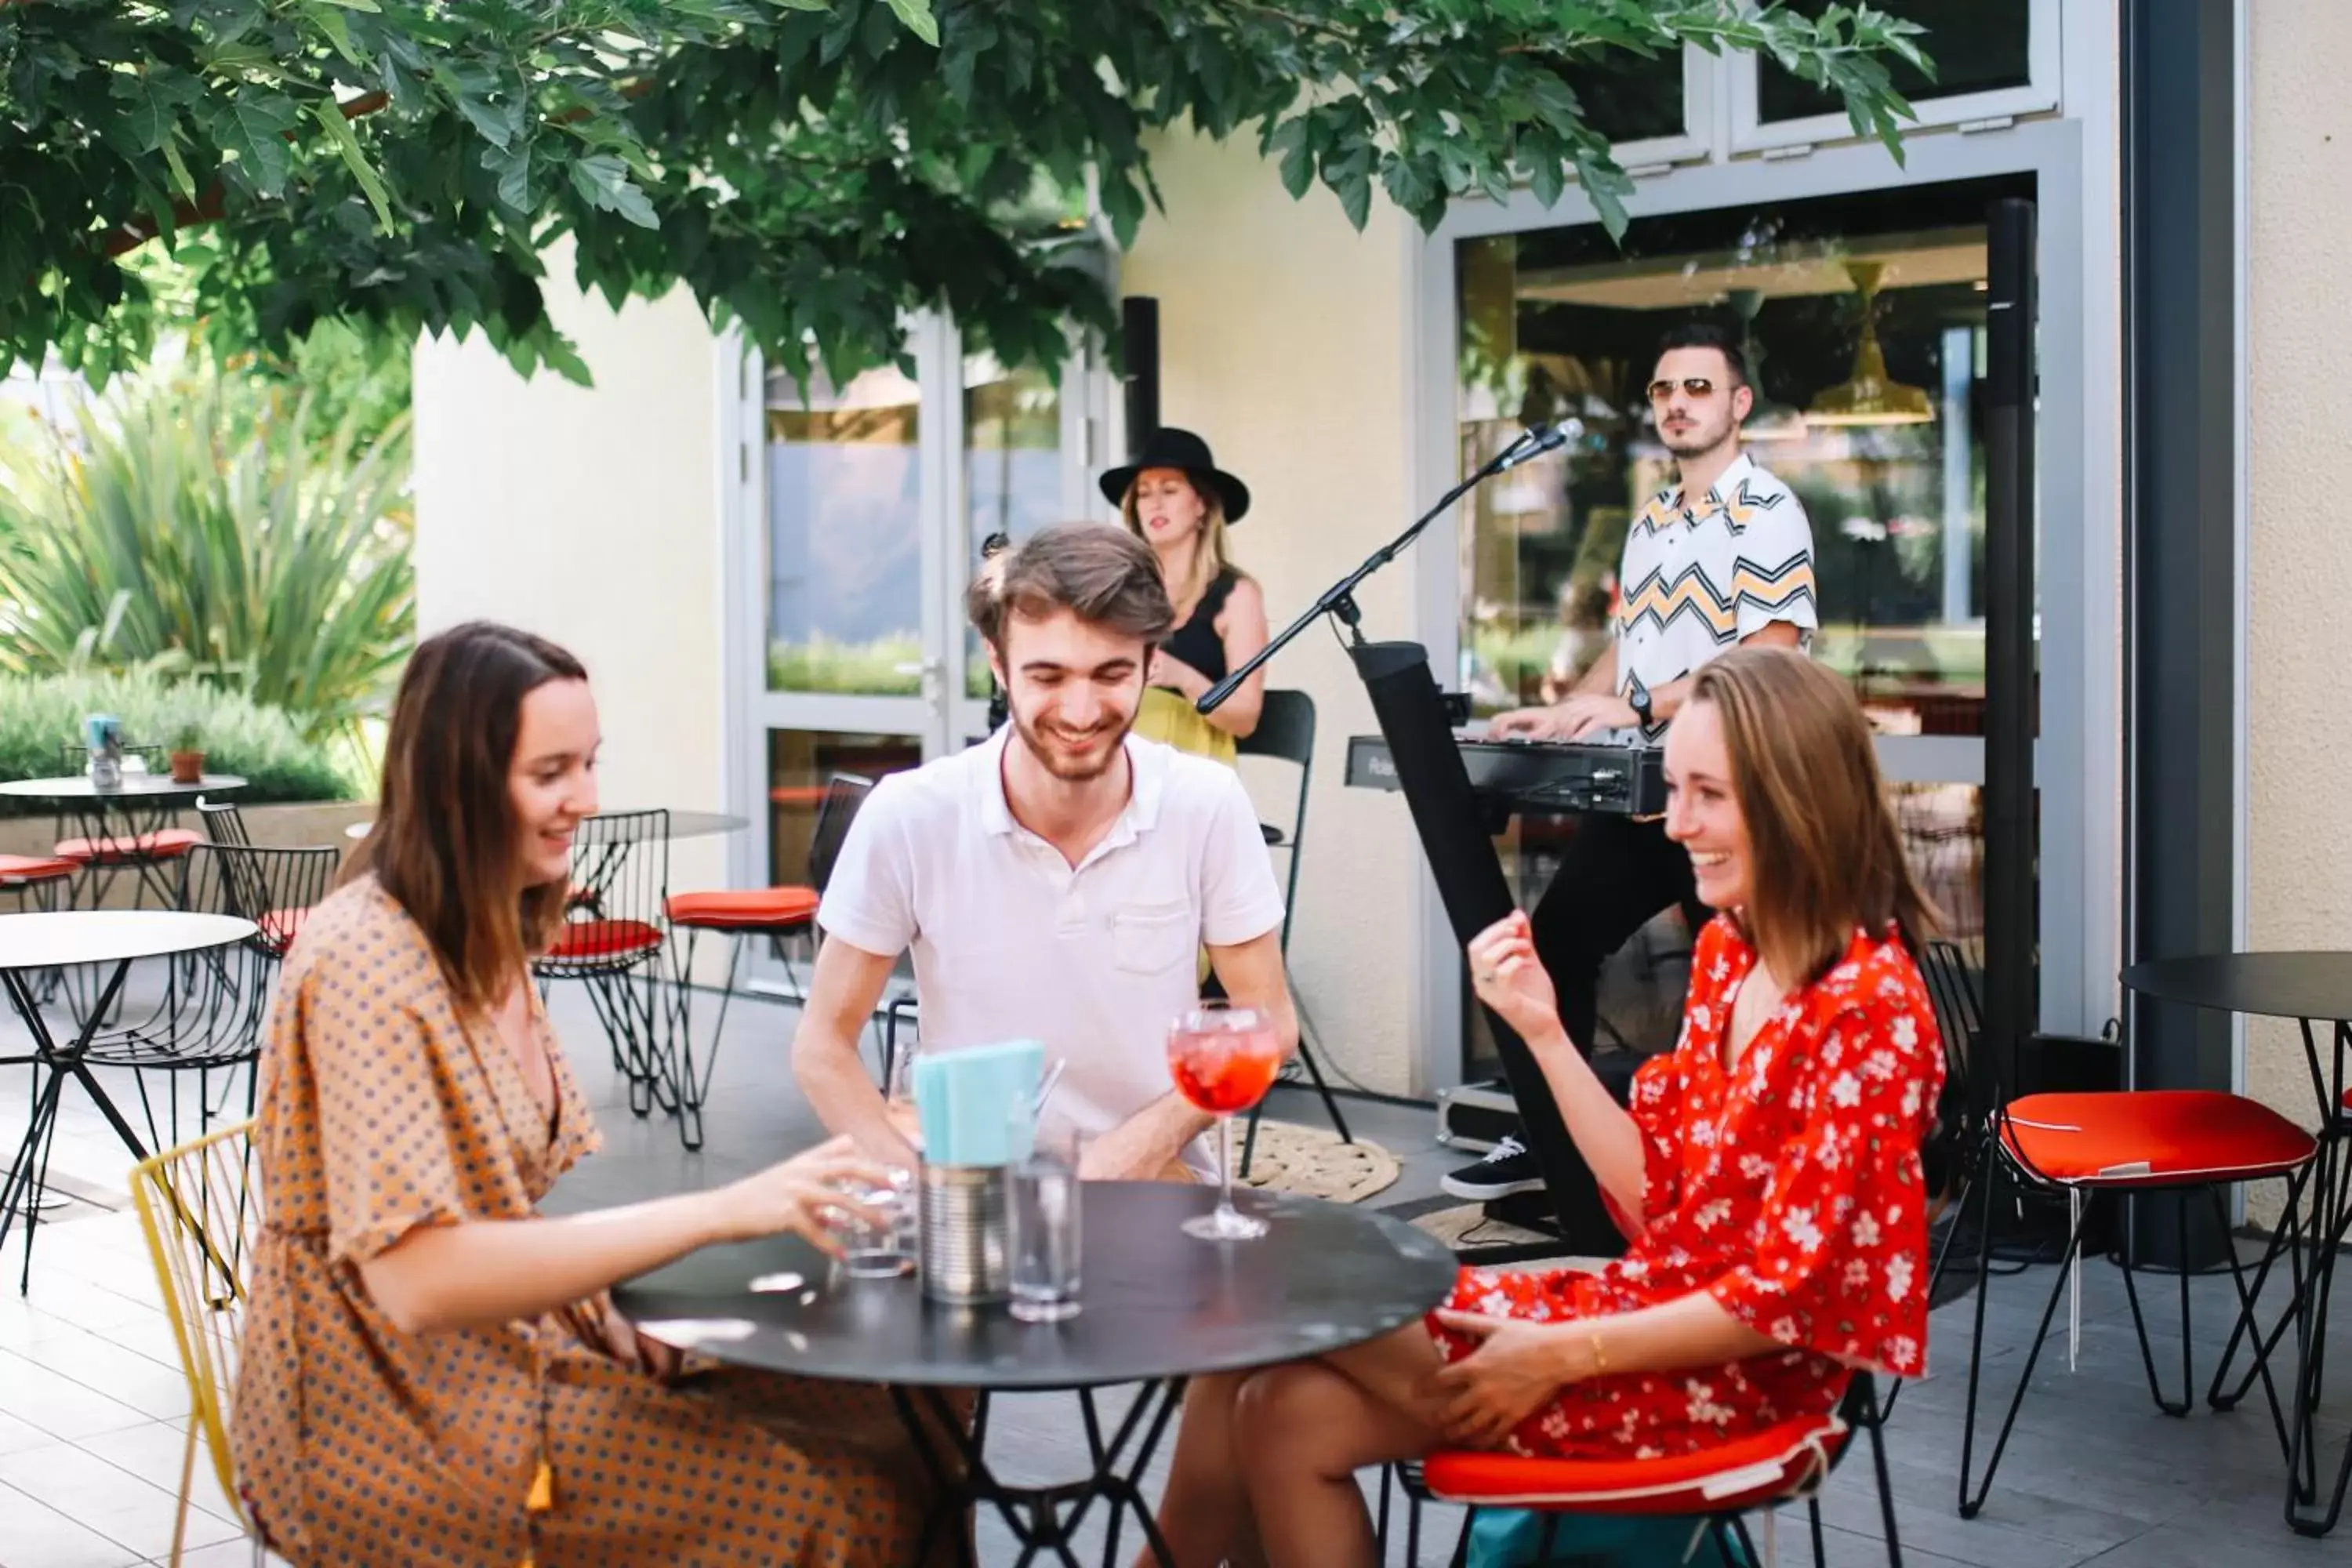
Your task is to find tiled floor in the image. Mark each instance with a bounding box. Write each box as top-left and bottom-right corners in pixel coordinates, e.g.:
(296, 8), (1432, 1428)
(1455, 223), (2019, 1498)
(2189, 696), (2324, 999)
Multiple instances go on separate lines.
(3, 971), (2350, 1566)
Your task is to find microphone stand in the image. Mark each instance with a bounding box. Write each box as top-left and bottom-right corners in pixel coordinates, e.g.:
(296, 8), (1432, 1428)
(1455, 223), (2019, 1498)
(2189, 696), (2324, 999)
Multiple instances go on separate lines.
(1195, 425), (1545, 717)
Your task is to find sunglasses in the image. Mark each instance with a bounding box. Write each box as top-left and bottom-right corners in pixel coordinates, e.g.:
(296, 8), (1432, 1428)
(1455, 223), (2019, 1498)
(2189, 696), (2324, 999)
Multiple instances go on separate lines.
(1646, 377), (1719, 403)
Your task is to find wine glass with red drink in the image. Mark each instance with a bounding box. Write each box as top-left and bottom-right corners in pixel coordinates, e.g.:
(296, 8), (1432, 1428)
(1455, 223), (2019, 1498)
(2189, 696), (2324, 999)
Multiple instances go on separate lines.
(1166, 1000), (1285, 1241)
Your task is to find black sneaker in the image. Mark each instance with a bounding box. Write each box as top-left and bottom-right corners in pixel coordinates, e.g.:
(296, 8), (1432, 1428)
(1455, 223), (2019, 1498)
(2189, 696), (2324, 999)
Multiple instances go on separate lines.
(1439, 1134), (1544, 1200)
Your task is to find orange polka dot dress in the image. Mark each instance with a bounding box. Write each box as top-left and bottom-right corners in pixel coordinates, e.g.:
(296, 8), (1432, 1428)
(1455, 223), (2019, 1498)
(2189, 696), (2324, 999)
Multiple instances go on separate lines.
(230, 877), (942, 1566)
(1431, 919), (1945, 1460)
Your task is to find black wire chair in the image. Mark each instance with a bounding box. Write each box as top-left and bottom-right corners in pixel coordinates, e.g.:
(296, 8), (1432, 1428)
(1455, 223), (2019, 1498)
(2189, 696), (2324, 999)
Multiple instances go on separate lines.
(665, 775), (873, 1151)
(90, 844), (330, 1147)
(194, 797), (255, 849)
(534, 809), (673, 1119)
(1919, 935), (2316, 1522)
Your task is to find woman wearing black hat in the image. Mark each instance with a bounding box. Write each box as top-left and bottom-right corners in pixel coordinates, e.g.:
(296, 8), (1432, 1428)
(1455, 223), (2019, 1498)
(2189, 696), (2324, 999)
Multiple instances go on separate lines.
(1100, 426), (1269, 762)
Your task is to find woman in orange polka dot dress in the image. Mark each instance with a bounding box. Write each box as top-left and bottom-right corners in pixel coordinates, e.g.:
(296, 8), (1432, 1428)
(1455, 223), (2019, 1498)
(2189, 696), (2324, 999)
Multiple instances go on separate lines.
(1147, 648), (1949, 1568)
(230, 622), (943, 1567)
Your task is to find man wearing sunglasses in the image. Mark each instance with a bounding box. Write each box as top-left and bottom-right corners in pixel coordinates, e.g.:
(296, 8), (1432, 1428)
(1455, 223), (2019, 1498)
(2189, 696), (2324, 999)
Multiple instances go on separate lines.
(1443, 321), (1816, 1204)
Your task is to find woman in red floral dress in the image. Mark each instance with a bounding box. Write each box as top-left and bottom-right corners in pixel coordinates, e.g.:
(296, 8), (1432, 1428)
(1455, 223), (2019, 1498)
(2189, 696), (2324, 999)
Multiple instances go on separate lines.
(1147, 647), (1947, 1568)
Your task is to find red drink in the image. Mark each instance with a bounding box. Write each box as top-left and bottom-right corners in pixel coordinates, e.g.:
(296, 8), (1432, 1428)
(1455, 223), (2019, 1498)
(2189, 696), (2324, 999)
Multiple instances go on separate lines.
(1171, 1029), (1283, 1113)
(1166, 1004), (1283, 1241)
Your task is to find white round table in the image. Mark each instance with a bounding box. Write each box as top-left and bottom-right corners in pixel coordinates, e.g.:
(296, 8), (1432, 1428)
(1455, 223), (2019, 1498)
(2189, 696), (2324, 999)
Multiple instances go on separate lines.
(0, 910), (258, 1287)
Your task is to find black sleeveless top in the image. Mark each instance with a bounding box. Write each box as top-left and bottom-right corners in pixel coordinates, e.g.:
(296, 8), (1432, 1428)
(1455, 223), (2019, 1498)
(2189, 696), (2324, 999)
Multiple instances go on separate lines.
(1163, 568), (1240, 682)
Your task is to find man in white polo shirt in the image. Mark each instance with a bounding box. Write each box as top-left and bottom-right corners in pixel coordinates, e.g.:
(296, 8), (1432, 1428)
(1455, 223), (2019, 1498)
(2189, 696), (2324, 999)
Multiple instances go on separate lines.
(792, 521), (1294, 1180)
(1443, 321), (1817, 1203)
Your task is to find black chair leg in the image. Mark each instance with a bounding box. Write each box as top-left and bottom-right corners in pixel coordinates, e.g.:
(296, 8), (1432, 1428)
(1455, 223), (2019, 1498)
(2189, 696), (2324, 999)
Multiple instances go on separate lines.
(1445, 1503), (1472, 1568)
(1960, 1149), (2087, 1519)
(2116, 1192), (2195, 1417)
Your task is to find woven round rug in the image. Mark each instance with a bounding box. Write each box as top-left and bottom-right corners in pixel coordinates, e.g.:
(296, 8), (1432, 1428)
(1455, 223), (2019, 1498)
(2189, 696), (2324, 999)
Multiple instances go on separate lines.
(1237, 1120), (1399, 1205)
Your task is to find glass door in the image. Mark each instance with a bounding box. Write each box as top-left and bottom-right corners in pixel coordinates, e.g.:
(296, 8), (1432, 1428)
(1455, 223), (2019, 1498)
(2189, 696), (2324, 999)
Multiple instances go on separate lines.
(951, 337), (1105, 747)
(737, 317), (1103, 898)
(1447, 170), (2038, 1075)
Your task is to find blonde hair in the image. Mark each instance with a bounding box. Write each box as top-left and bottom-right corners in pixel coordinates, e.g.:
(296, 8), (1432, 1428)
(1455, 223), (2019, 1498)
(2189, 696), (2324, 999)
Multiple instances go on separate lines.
(1688, 647), (1939, 985)
(1120, 471), (1238, 614)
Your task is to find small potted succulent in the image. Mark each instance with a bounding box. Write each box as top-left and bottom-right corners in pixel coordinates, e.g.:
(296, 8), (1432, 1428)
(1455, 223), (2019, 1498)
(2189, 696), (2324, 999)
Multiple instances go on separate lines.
(169, 721), (206, 784)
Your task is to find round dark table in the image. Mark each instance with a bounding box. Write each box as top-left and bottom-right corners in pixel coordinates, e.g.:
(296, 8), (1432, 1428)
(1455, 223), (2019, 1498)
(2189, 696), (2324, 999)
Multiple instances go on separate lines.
(613, 1181), (1457, 1565)
(2123, 953), (2352, 1535)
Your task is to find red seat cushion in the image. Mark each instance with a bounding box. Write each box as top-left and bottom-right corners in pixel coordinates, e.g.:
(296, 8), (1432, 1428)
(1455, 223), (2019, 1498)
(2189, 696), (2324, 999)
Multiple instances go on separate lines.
(54, 829), (201, 865)
(1423, 1406), (1849, 1515)
(665, 887), (820, 930)
(256, 907), (310, 956)
(2002, 1090), (2315, 1186)
(0, 854), (78, 884)
(544, 918), (665, 963)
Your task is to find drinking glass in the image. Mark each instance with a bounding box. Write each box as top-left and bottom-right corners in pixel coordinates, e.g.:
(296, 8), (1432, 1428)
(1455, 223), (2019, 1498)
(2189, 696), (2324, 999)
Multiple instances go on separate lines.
(1008, 1122), (1085, 1322)
(832, 1164), (916, 1279)
(1166, 1001), (1284, 1241)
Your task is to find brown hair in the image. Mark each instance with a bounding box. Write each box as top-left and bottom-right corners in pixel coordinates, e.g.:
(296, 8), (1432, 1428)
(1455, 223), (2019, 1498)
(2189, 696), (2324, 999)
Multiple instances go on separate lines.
(1688, 646), (1938, 986)
(1119, 471), (1237, 613)
(347, 621), (588, 1013)
(967, 521), (1175, 652)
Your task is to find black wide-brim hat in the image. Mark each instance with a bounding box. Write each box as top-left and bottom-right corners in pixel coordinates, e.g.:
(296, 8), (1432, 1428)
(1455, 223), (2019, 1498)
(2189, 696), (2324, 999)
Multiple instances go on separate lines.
(1098, 426), (1251, 524)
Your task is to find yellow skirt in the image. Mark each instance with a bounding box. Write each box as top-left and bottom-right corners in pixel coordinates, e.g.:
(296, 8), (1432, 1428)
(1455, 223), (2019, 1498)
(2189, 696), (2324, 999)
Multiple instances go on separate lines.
(1135, 687), (1239, 766)
(1137, 688), (1234, 988)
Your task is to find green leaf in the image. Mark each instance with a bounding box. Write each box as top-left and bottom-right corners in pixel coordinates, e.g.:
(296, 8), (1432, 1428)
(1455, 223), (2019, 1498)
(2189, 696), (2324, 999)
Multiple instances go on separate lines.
(159, 135), (198, 203)
(884, 0), (940, 49)
(107, 79), (176, 154)
(313, 101), (396, 231)
(569, 153), (659, 229)
(1267, 118), (1313, 201)
(298, 0), (363, 67)
(208, 95), (300, 198)
(491, 144), (534, 212)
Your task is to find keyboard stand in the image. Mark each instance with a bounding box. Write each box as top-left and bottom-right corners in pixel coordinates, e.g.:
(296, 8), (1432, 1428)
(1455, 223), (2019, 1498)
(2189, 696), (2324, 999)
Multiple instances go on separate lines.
(1349, 639), (1627, 1263)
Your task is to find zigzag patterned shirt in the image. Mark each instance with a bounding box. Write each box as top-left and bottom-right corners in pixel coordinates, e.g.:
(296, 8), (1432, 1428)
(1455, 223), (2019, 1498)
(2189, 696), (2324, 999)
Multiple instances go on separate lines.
(1617, 451), (1817, 736)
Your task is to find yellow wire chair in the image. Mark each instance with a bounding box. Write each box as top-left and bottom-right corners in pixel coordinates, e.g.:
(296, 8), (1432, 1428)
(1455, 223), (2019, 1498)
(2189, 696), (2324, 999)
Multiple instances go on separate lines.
(130, 1119), (267, 1566)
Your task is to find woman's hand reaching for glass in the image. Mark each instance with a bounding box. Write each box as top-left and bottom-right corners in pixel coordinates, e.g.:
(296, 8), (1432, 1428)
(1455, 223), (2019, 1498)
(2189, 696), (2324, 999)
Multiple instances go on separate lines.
(709, 1134), (894, 1254)
(1466, 911), (1563, 1047)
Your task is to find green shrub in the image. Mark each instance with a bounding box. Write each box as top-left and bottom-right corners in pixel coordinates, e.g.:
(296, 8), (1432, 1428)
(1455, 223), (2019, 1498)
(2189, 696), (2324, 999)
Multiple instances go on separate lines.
(0, 670), (361, 817)
(0, 362), (413, 746)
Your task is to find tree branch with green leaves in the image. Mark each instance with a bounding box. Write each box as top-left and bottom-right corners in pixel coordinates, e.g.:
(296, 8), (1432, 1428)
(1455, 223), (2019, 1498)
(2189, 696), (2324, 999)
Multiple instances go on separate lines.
(0, 0), (1929, 389)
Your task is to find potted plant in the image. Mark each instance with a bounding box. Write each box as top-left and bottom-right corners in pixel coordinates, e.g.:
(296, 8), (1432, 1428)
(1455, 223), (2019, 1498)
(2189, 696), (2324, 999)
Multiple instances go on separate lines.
(169, 721), (205, 784)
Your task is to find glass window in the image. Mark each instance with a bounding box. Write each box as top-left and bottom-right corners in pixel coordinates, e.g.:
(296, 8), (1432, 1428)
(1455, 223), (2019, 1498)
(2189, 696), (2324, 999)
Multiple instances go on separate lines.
(1551, 48), (1687, 147)
(1757, 0), (2032, 123)
(961, 355), (1064, 699)
(764, 362), (923, 695)
(766, 729), (924, 887)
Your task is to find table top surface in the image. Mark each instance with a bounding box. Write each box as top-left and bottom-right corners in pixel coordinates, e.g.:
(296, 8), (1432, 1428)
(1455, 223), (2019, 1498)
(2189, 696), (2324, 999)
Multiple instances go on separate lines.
(0, 909), (258, 970)
(0, 773), (245, 800)
(2122, 953), (2352, 1023)
(343, 808), (748, 843)
(612, 1181), (1459, 1392)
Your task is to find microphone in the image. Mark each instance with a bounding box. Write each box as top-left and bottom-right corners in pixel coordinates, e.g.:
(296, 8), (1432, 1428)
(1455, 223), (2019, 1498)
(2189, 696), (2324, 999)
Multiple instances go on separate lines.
(1494, 418), (1582, 472)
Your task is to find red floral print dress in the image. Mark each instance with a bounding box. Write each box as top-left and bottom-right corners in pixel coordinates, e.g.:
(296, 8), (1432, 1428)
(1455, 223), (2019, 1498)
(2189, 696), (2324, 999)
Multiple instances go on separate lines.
(1430, 917), (1945, 1459)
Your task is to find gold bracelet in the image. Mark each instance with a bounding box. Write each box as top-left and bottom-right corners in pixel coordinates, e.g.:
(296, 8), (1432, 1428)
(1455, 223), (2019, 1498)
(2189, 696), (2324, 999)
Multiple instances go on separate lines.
(1589, 1330), (1610, 1375)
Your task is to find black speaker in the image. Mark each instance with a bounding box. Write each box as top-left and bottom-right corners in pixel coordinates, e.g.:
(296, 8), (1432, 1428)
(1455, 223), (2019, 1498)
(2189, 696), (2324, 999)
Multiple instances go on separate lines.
(1982, 198), (2037, 1114)
(1120, 296), (1160, 458)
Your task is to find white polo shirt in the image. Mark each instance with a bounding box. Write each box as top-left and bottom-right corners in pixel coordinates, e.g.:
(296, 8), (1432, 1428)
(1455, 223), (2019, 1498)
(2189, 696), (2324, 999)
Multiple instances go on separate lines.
(1616, 451), (1817, 737)
(817, 726), (1286, 1174)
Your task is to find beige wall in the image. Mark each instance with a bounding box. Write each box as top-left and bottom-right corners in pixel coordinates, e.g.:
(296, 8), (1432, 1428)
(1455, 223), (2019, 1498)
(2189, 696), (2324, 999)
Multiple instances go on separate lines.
(1120, 127), (1429, 1094)
(2245, 6), (2352, 1138)
(411, 245), (734, 913)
